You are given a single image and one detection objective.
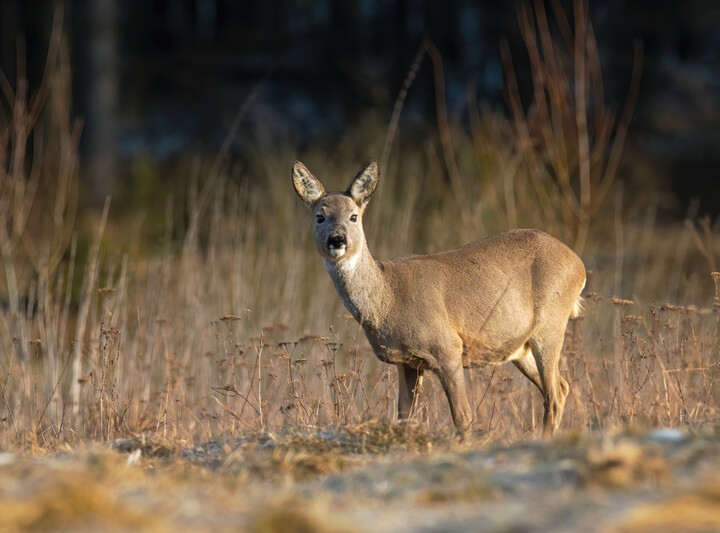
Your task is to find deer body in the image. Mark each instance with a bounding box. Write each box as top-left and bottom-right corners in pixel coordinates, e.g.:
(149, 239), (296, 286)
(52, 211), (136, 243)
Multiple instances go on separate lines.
(293, 161), (586, 436)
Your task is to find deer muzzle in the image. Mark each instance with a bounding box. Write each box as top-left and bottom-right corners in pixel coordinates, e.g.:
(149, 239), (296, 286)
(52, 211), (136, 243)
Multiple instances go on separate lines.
(328, 234), (347, 257)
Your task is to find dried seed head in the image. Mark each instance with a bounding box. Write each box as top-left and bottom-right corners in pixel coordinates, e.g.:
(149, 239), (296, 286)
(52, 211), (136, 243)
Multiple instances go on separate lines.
(622, 315), (642, 324)
(611, 296), (634, 307)
(97, 287), (117, 294)
(326, 342), (340, 354)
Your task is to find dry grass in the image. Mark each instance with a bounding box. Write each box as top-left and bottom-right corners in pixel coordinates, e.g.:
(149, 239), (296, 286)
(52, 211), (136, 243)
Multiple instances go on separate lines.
(0, 426), (718, 532)
(1, 4), (718, 532)
(609, 481), (720, 533)
(0, 1), (718, 455)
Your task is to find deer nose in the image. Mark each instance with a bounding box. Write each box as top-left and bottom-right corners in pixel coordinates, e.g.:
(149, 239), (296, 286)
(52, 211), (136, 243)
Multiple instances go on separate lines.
(328, 234), (346, 248)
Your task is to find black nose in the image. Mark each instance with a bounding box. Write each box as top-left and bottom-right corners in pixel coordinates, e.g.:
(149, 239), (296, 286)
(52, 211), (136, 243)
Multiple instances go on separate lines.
(328, 234), (346, 248)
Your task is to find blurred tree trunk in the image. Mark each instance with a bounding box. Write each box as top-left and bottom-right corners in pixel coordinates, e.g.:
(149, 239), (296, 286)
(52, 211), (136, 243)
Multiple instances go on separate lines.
(330, 0), (359, 121)
(84, 0), (119, 205)
(0, 2), (20, 83)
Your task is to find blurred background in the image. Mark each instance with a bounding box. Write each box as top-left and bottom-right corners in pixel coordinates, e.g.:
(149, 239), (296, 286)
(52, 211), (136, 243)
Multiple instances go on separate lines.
(1, 0), (718, 216)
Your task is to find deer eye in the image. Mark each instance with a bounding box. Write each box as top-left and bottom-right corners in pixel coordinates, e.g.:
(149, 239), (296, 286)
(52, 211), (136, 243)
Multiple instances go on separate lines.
(350, 214), (358, 223)
(316, 215), (325, 224)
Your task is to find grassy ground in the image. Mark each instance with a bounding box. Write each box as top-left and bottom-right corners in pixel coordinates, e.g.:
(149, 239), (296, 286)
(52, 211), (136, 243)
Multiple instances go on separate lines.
(1, 424), (720, 532)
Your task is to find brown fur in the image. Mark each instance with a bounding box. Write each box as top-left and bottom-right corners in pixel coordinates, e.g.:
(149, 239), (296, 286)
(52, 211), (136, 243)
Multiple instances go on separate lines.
(293, 160), (586, 436)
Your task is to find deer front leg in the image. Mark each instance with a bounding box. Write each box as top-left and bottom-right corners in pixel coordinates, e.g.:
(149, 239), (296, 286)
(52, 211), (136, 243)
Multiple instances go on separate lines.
(436, 358), (473, 435)
(397, 366), (425, 420)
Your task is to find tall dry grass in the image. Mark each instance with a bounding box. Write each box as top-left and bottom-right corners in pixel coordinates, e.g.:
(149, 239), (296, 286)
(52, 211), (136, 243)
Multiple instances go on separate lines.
(0, 2), (718, 449)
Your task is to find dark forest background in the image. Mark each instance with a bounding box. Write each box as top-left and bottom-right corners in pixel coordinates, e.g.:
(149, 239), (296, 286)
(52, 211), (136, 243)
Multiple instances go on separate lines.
(1, 0), (719, 216)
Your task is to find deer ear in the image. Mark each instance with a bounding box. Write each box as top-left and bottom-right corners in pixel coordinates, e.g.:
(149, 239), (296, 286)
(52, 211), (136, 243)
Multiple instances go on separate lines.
(348, 161), (379, 207)
(292, 161), (325, 207)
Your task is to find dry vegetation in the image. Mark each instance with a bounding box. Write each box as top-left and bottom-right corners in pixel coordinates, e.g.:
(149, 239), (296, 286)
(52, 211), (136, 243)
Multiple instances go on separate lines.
(1, 426), (719, 532)
(0, 2), (719, 532)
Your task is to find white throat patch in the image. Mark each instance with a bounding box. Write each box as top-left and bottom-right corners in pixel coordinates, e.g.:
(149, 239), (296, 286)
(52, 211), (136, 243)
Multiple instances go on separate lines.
(323, 250), (360, 275)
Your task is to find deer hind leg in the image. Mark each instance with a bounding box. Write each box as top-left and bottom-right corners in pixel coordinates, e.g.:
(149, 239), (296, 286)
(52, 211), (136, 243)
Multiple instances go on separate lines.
(512, 345), (543, 393)
(529, 325), (570, 438)
(397, 366), (425, 420)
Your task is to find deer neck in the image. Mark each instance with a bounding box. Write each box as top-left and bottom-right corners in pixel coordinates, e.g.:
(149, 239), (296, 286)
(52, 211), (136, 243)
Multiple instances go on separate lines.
(322, 242), (392, 329)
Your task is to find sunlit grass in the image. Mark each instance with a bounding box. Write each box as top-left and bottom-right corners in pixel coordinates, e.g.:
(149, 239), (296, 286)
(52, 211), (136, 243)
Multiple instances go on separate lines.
(0, 0), (718, 452)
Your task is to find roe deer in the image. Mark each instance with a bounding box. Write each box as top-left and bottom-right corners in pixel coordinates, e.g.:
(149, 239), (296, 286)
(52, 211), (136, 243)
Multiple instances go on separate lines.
(292, 160), (586, 436)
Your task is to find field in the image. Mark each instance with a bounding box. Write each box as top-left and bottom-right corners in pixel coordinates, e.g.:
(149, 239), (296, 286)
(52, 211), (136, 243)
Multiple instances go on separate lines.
(1, 4), (720, 531)
(2, 426), (720, 532)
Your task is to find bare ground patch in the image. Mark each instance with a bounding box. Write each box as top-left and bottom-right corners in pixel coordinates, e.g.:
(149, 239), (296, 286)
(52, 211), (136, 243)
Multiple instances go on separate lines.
(1, 424), (719, 532)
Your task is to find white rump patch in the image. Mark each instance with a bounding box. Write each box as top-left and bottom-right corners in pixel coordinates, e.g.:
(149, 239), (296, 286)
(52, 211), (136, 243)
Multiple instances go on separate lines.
(571, 278), (587, 318)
